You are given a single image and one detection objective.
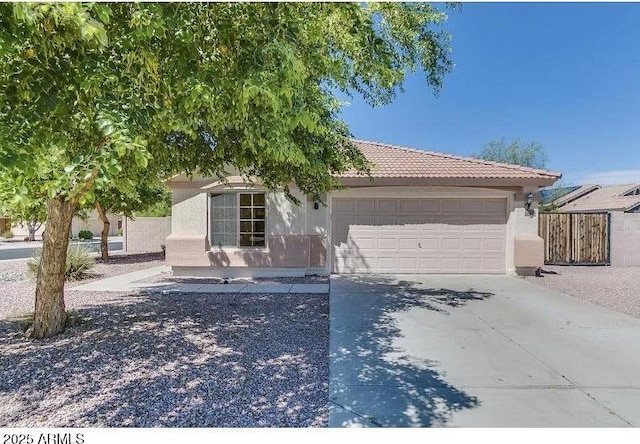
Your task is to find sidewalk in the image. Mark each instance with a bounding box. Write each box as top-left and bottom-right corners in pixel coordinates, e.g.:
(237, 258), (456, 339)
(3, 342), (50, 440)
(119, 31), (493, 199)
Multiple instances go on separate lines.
(72, 266), (329, 294)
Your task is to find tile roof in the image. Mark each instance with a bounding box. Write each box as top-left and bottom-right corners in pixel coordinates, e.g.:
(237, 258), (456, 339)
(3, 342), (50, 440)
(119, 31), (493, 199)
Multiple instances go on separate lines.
(559, 183), (640, 212)
(337, 140), (562, 181)
(552, 184), (601, 206)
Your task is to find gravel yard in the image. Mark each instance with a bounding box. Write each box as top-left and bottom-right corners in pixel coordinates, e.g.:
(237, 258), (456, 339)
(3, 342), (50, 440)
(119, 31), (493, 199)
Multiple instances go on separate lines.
(0, 255), (330, 427)
(523, 265), (640, 319)
(0, 253), (165, 320)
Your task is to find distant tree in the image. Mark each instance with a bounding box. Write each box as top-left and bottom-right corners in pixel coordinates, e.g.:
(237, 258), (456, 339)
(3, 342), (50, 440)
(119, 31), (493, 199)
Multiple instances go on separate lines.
(473, 138), (548, 169)
(91, 177), (168, 261)
(0, 176), (46, 241)
(538, 180), (573, 213)
(134, 188), (171, 218)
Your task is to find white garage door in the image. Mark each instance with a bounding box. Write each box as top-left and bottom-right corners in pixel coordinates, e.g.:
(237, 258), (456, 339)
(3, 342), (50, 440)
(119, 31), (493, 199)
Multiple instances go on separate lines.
(331, 198), (507, 274)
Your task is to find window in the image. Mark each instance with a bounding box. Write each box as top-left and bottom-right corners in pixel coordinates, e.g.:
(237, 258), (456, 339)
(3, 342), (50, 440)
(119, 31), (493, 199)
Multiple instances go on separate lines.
(210, 193), (238, 247)
(209, 192), (266, 248)
(239, 193), (265, 247)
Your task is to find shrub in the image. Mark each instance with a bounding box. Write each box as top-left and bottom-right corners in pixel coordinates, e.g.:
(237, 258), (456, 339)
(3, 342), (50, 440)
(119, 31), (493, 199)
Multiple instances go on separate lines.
(78, 230), (94, 240)
(27, 245), (96, 281)
(1, 229), (14, 239)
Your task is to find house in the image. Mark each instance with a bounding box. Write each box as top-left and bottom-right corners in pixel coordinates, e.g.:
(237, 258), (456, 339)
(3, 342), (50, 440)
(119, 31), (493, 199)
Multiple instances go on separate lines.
(548, 183), (640, 267)
(165, 140), (561, 277)
(551, 183), (640, 213)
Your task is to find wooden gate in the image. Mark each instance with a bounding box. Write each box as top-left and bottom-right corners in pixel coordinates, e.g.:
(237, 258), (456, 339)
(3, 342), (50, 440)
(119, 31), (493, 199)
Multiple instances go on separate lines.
(538, 212), (610, 265)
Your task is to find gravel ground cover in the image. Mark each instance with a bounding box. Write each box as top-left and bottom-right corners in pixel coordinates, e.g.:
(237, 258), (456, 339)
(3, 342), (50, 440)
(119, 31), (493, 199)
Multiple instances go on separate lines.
(0, 253), (165, 320)
(0, 255), (330, 427)
(0, 292), (329, 427)
(523, 265), (640, 319)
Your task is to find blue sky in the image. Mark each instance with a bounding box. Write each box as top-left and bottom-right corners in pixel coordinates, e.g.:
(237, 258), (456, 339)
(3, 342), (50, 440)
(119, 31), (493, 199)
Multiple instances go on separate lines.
(339, 2), (640, 186)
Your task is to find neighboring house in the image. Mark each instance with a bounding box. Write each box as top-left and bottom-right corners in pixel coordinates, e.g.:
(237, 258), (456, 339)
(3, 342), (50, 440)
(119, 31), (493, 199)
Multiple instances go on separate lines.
(11, 210), (122, 239)
(548, 183), (640, 267)
(166, 140), (561, 277)
(552, 183), (640, 213)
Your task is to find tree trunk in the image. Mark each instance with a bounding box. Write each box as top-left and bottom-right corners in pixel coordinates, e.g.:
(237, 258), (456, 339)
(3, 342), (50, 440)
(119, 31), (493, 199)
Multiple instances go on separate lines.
(96, 203), (110, 261)
(27, 220), (40, 241)
(27, 225), (36, 241)
(27, 197), (75, 339)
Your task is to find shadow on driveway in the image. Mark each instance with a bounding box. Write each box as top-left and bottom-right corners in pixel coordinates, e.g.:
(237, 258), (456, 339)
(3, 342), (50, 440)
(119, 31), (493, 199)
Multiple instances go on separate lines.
(0, 291), (328, 427)
(330, 275), (493, 427)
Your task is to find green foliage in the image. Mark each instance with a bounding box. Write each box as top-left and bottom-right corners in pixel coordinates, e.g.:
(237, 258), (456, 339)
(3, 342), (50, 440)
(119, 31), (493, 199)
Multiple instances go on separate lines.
(136, 200), (171, 217)
(1, 229), (14, 239)
(27, 245), (95, 281)
(0, 172), (47, 231)
(473, 138), (548, 169)
(538, 181), (571, 213)
(92, 175), (170, 220)
(0, 2), (453, 207)
(0, 3), (454, 335)
(78, 230), (94, 240)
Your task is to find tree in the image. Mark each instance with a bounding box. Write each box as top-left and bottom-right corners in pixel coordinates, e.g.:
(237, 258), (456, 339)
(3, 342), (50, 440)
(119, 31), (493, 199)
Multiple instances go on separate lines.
(0, 177), (46, 241)
(0, 3), (453, 338)
(473, 138), (548, 169)
(92, 176), (169, 261)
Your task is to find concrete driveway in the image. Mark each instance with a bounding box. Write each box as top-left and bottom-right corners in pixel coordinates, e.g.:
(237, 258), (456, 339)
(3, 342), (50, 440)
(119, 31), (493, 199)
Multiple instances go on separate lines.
(329, 275), (640, 427)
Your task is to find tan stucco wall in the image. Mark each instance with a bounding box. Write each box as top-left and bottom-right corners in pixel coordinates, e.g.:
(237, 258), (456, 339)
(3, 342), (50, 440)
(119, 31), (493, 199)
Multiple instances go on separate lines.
(123, 217), (171, 253)
(71, 210), (121, 237)
(168, 183), (545, 276)
(165, 184), (328, 272)
(610, 212), (640, 266)
(267, 189), (307, 235)
(505, 187), (543, 274)
(11, 211), (120, 239)
(172, 189), (208, 235)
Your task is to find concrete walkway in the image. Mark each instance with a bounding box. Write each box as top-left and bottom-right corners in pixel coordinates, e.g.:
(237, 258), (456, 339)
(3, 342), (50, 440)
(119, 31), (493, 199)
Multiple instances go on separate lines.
(72, 266), (329, 294)
(330, 274), (640, 427)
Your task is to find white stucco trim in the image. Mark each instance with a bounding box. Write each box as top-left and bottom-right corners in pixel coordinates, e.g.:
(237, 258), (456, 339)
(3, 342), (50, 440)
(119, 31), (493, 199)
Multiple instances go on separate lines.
(331, 186), (515, 199)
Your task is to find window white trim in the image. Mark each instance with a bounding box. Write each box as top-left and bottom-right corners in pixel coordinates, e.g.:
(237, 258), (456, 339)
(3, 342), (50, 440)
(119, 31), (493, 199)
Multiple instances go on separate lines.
(209, 191), (267, 249)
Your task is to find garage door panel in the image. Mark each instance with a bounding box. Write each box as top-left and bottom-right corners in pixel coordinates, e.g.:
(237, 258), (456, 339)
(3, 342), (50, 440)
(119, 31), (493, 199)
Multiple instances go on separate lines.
(332, 197), (506, 274)
(484, 199), (507, 213)
(397, 257), (418, 272)
(377, 199), (398, 212)
(377, 238), (398, 250)
(442, 200), (462, 212)
(419, 257), (440, 273)
(398, 238), (419, 250)
(461, 200), (485, 212)
(484, 238), (505, 251)
(463, 257), (483, 271)
(441, 257), (463, 271)
(462, 237), (483, 251)
(376, 256), (399, 272)
(441, 238), (461, 251)
(351, 237), (376, 250)
(334, 199), (355, 212)
(356, 199), (376, 212)
(398, 199), (419, 212)
(420, 200), (441, 212)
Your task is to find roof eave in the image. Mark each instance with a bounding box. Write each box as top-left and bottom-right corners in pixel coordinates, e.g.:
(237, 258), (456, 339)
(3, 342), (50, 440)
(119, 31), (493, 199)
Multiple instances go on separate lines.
(337, 176), (560, 188)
